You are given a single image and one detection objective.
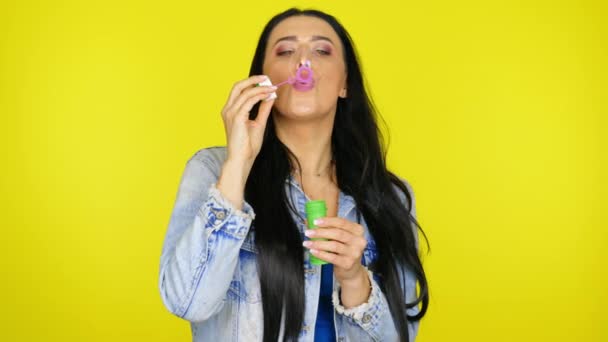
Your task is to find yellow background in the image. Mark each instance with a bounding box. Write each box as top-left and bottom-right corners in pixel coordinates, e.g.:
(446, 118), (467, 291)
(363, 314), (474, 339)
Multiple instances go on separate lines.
(1, 0), (606, 341)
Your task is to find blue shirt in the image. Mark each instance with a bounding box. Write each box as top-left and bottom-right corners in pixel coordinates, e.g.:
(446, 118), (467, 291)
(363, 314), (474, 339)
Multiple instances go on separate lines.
(158, 146), (421, 341)
(314, 263), (337, 341)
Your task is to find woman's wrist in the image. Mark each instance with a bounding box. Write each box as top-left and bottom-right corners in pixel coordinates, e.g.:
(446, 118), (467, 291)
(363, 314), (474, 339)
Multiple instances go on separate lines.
(216, 158), (251, 211)
(338, 267), (372, 309)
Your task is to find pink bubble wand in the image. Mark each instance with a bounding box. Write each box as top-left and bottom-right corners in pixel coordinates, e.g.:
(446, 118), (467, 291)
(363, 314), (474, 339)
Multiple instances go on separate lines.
(256, 61), (314, 101)
(261, 61), (314, 88)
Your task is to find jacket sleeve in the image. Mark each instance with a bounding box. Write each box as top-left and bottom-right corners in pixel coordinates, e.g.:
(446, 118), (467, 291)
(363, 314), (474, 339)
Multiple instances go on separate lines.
(158, 154), (256, 322)
(333, 178), (421, 341)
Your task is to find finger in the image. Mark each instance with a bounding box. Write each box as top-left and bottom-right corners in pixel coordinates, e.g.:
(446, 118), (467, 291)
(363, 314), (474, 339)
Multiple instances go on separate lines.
(234, 92), (273, 121)
(230, 85), (277, 117)
(254, 93), (275, 125)
(249, 96), (275, 136)
(304, 228), (367, 249)
(309, 249), (355, 269)
(224, 86), (275, 123)
(226, 75), (269, 107)
(306, 229), (367, 251)
(303, 239), (354, 257)
(313, 217), (365, 236)
(223, 75), (269, 112)
(305, 228), (351, 244)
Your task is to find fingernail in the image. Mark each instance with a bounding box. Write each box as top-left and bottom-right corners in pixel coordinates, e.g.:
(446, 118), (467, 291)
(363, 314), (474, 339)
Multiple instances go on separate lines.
(304, 230), (315, 237)
(313, 219), (323, 225)
(270, 86), (277, 90)
(302, 241), (312, 248)
(264, 92), (277, 101)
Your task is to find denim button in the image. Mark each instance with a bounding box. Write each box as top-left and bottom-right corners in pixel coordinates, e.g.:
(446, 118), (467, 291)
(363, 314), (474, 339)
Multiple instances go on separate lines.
(216, 210), (226, 220)
(362, 314), (372, 323)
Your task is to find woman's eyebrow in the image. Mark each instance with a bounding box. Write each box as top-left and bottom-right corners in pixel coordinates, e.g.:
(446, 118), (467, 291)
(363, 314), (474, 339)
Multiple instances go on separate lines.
(272, 35), (334, 46)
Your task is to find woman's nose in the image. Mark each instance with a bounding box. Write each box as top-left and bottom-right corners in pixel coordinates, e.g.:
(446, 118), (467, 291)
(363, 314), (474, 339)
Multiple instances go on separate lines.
(295, 55), (312, 74)
(298, 59), (311, 68)
(295, 49), (312, 67)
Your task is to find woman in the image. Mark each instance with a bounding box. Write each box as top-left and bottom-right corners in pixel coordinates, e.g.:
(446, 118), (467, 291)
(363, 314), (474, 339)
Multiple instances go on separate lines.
(159, 8), (429, 342)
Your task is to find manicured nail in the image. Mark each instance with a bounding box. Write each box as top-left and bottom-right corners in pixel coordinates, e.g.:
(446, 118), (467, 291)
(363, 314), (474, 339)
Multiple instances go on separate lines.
(313, 219), (323, 225)
(310, 249), (319, 254)
(264, 92), (277, 101)
(302, 241), (312, 248)
(304, 230), (315, 237)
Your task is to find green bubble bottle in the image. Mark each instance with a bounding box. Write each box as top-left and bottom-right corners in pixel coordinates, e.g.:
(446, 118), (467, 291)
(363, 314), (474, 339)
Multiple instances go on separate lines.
(305, 200), (328, 265)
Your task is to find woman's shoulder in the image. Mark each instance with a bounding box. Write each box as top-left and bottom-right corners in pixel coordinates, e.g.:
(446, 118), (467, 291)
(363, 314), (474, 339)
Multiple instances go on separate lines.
(187, 146), (228, 172)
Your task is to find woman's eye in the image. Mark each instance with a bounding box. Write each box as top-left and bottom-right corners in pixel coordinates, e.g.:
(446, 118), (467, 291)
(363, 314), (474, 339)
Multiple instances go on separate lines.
(316, 49), (331, 56)
(277, 50), (294, 56)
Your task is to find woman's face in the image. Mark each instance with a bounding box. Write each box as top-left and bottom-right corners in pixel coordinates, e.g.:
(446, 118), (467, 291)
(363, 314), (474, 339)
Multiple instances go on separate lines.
(263, 16), (347, 119)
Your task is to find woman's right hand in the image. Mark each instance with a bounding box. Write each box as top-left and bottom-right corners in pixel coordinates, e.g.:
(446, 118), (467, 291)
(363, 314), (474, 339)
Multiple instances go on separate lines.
(220, 75), (277, 168)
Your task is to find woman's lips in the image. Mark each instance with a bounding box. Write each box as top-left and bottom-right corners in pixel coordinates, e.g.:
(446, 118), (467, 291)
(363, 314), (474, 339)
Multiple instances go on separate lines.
(292, 81), (315, 92)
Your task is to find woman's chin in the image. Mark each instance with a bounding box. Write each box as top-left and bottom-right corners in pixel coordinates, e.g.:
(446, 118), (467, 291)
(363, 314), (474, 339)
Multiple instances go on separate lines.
(280, 108), (325, 120)
(274, 102), (316, 118)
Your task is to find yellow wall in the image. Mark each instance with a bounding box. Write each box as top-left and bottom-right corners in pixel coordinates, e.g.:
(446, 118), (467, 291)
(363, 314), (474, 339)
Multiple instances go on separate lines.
(1, 0), (606, 340)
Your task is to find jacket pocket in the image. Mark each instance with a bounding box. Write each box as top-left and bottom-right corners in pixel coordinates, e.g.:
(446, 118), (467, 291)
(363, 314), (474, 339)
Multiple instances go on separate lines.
(228, 246), (262, 304)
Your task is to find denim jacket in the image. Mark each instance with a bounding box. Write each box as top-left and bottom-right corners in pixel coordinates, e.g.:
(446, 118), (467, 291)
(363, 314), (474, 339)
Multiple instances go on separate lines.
(159, 146), (421, 341)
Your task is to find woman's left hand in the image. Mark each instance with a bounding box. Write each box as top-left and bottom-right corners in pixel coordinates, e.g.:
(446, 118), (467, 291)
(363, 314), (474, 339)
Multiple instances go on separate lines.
(302, 217), (368, 286)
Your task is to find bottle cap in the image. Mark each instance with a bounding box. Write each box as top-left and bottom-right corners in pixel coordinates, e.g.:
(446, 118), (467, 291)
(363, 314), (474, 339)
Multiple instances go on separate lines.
(305, 200), (327, 213)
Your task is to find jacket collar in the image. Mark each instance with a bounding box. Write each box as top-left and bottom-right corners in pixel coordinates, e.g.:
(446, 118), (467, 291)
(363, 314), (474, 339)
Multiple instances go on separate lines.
(285, 174), (356, 218)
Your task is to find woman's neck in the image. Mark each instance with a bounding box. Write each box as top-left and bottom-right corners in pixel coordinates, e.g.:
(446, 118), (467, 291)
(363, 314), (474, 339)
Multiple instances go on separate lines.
(273, 114), (335, 179)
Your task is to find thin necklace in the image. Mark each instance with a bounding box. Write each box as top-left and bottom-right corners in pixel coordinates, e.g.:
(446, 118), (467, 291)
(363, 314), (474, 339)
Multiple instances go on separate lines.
(291, 158), (335, 177)
(292, 159), (339, 204)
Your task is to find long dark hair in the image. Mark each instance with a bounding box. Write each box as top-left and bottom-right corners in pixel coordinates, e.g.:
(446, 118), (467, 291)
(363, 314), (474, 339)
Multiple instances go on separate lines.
(245, 8), (429, 342)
